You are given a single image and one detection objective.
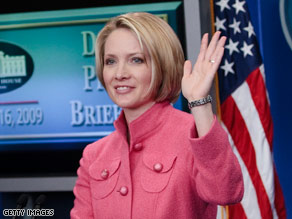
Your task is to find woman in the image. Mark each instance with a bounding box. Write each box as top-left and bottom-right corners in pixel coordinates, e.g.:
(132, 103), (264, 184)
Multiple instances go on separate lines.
(71, 12), (243, 219)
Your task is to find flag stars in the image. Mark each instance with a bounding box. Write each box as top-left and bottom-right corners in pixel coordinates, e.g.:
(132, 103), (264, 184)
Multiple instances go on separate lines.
(216, 0), (231, 12)
(220, 59), (235, 76)
(215, 16), (226, 31)
(225, 39), (239, 55)
(241, 41), (254, 57)
(232, 0), (246, 14)
(244, 21), (256, 38)
(229, 18), (241, 35)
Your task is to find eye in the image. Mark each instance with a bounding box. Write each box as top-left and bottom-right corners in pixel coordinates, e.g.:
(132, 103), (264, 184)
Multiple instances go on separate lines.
(131, 57), (144, 64)
(104, 58), (115, 65)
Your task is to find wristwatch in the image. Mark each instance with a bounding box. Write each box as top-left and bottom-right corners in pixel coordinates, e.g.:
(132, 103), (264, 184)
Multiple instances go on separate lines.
(188, 95), (212, 109)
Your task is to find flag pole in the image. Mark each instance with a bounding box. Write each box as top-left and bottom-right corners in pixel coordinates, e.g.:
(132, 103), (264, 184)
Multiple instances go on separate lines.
(209, 0), (222, 121)
(209, 0), (228, 218)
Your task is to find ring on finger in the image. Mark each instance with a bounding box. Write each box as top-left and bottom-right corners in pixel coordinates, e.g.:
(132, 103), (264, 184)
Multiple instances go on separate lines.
(209, 59), (215, 63)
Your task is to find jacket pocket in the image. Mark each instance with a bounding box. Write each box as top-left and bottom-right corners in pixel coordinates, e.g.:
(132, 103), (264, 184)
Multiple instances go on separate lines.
(89, 158), (121, 200)
(141, 153), (177, 193)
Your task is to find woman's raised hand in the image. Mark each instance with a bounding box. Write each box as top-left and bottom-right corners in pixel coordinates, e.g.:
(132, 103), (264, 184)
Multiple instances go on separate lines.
(181, 31), (226, 102)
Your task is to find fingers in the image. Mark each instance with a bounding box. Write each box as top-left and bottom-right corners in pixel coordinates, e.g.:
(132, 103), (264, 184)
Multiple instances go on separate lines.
(197, 33), (209, 62)
(211, 46), (225, 71)
(205, 31), (223, 61)
(197, 31), (226, 65)
(209, 36), (226, 64)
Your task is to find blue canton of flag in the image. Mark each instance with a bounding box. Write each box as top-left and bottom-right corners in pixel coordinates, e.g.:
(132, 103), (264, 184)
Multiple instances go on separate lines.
(214, 0), (262, 102)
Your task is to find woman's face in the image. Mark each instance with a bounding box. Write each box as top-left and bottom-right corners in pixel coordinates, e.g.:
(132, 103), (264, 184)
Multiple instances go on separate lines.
(103, 28), (153, 110)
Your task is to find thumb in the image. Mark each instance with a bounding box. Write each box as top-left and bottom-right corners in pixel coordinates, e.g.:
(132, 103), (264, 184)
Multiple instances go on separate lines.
(183, 60), (192, 77)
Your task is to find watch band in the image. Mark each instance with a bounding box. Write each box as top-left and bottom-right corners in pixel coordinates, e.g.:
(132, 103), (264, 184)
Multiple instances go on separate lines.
(188, 95), (212, 109)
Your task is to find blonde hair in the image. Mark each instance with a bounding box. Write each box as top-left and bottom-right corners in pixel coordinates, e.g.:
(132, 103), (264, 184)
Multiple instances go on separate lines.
(96, 12), (184, 103)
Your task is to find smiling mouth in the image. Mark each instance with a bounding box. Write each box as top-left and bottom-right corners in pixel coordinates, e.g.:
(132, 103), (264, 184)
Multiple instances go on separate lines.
(114, 86), (134, 94)
(116, 86), (130, 91)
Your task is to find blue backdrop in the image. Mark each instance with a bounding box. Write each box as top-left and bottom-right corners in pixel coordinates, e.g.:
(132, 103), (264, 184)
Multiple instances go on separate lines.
(246, 0), (292, 218)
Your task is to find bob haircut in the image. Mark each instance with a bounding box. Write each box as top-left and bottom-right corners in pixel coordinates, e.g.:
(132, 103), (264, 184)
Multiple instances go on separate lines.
(95, 12), (185, 103)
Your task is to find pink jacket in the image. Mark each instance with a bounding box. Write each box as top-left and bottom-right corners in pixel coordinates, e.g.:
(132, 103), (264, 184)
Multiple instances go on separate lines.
(71, 101), (243, 219)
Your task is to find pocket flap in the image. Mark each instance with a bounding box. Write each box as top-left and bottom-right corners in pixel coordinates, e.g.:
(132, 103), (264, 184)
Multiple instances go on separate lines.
(143, 153), (177, 173)
(141, 153), (177, 193)
(89, 158), (121, 181)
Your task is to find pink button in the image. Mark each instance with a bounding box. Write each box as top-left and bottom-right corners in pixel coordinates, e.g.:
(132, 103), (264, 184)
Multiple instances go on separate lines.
(133, 143), (143, 151)
(119, 186), (128, 196)
(100, 169), (109, 179)
(153, 163), (163, 172)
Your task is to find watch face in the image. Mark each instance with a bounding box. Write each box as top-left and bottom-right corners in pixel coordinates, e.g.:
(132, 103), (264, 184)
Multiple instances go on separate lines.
(280, 0), (292, 51)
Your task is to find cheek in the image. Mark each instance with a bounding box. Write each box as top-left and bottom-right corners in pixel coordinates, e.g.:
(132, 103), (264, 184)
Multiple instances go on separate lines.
(102, 71), (111, 88)
(142, 70), (152, 88)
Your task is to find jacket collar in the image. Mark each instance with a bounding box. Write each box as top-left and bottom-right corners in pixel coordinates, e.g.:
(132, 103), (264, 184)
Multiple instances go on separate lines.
(114, 101), (171, 144)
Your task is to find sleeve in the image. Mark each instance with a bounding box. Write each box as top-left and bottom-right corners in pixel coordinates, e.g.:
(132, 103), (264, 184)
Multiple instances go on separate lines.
(70, 145), (94, 219)
(189, 116), (244, 205)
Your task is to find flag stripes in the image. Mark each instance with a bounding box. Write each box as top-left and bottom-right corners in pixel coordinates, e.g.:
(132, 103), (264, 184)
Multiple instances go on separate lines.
(222, 122), (260, 219)
(232, 73), (276, 215)
(221, 92), (273, 219)
(245, 66), (273, 148)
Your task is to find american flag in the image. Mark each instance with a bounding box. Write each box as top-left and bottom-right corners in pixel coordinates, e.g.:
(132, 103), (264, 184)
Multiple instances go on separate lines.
(212, 0), (286, 218)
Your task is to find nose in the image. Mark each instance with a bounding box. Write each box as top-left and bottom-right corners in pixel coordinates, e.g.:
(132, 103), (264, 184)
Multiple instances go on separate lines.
(115, 62), (130, 80)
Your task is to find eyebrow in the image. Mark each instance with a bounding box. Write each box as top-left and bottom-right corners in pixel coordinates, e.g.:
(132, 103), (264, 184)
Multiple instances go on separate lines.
(104, 52), (145, 57)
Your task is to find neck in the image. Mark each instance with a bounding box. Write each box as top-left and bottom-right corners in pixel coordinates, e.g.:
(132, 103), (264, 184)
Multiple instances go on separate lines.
(123, 101), (155, 125)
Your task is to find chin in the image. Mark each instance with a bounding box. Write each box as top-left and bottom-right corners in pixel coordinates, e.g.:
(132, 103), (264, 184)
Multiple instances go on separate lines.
(111, 98), (134, 107)
(115, 98), (152, 110)
(115, 101), (139, 109)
